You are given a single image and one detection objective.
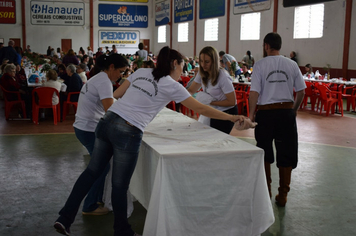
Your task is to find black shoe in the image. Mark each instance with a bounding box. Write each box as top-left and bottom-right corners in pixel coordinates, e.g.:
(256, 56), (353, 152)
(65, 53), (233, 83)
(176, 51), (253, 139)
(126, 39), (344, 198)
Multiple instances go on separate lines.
(54, 222), (71, 236)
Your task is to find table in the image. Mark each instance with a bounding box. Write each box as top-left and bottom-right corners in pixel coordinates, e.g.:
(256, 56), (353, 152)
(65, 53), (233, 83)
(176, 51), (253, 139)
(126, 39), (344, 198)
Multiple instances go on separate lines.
(304, 78), (356, 85)
(128, 108), (274, 236)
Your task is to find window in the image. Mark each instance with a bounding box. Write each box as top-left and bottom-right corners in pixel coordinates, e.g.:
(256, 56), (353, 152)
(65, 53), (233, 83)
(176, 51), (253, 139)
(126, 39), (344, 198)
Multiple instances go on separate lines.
(178, 23), (189, 42)
(158, 25), (166, 43)
(294, 4), (324, 39)
(204, 18), (218, 41)
(240, 12), (261, 40)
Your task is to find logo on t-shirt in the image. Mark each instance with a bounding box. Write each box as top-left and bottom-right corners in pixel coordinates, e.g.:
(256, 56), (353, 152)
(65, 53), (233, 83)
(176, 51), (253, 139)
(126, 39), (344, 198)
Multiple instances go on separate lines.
(132, 77), (158, 97)
(266, 70), (289, 83)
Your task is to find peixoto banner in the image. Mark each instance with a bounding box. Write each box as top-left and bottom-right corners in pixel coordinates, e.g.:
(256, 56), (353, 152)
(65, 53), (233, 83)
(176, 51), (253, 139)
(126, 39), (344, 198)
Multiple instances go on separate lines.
(98, 30), (140, 49)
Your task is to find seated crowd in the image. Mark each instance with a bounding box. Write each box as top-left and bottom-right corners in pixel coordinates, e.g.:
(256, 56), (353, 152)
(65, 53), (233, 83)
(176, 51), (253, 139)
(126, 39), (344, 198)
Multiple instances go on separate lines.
(0, 40), (257, 120)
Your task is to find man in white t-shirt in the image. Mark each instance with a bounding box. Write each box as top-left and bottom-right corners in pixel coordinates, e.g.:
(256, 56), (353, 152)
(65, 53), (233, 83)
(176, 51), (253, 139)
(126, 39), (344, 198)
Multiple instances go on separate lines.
(76, 63), (87, 84)
(248, 32), (306, 207)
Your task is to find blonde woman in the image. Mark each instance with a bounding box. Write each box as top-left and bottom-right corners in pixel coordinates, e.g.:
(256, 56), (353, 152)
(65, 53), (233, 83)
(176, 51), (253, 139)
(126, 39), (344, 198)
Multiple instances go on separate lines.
(188, 46), (237, 134)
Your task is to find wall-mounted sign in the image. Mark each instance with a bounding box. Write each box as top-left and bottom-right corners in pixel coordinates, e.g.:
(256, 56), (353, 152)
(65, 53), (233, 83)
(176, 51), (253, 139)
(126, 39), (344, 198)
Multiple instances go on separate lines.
(99, 0), (148, 2)
(233, 0), (271, 15)
(98, 30), (139, 48)
(30, 1), (84, 25)
(199, 0), (225, 19)
(174, 0), (193, 23)
(99, 4), (148, 28)
(155, 0), (169, 26)
(0, 0), (16, 24)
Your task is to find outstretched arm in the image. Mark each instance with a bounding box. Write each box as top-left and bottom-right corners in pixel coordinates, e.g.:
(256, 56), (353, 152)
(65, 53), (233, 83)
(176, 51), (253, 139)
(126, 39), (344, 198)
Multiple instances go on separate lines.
(181, 96), (244, 123)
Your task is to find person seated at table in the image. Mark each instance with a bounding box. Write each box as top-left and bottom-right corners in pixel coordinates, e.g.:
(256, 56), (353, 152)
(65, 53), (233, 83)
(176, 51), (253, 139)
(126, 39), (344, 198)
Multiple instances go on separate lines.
(59, 64), (83, 121)
(81, 55), (90, 72)
(76, 63), (87, 84)
(242, 50), (255, 68)
(57, 64), (69, 83)
(43, 69), (61, 105)
(238, 63), (251, 81)
(14, 62), (27, 87)
(189, 57), (196, 69)
(304, 64), (314, 78)
(64, 64), (83, 102)
(62, 49), (79, 66)
(0, 64), (25, 97)
(183, 56), (192, 74)
(0, 64), (31, 116)
(189, 46), (238, 134)
(54, 46), (245, 236)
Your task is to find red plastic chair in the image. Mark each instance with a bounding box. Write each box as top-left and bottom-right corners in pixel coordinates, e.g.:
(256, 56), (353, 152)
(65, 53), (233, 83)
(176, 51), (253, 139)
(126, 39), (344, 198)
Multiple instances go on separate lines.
(166, 101), (176, 111)
(351, 88), (356, 111)
(62, 92), (80, 121)
(0, 85), (27, 120)
(317, 85), (343, 116)
(300, 81), (317, 110)
(32, 87), (60, 125)
(180, 76), (191, 87)
(338, 84), (355, 111)
(235, 87), (250, 117)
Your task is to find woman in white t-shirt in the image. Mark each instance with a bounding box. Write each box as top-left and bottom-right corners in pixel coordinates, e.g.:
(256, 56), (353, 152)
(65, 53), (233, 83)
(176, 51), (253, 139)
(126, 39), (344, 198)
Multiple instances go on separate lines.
(71, 54), (129, 217)
(43, 69), (61, 105)
(188, 46), (238, 134)
(54, 46), (244, 236)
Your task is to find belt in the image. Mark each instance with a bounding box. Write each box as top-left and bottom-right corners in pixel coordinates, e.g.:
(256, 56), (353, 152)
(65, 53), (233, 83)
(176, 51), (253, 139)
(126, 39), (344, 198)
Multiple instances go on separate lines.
(257, 102), (294, 110)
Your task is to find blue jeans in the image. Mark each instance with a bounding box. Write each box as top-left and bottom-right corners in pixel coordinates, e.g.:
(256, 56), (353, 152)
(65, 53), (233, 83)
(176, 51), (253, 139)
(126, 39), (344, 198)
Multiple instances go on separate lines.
(74, 127), (110, 212)
(58, 111), (143, 236)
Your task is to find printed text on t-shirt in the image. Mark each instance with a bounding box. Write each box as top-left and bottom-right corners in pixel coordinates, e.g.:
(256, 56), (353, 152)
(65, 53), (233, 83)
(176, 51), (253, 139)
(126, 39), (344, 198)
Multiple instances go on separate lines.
(265, 70), (289, 83)
(132, 77), (158, 97)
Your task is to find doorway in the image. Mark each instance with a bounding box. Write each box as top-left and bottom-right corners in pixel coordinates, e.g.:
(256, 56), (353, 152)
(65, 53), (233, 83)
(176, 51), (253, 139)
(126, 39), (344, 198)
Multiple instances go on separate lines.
(61, 39), (72, 54)
(142, 39), (150, 54)
(9, 38), (21, 48)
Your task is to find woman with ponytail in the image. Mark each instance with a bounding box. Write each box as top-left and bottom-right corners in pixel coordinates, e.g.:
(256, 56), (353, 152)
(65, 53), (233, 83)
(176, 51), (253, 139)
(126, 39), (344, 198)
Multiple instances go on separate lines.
(242, 50), (255, 68)
(54, 46), (244, 236)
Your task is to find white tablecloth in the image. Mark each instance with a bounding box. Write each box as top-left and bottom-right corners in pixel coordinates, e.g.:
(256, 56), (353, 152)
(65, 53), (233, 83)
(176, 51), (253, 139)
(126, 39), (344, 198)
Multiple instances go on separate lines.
(128, 108), (274, 236)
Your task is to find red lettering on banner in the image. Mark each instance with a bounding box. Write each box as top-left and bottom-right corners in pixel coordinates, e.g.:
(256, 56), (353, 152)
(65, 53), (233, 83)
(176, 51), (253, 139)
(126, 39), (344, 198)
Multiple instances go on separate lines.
(0, 0), (16, 24)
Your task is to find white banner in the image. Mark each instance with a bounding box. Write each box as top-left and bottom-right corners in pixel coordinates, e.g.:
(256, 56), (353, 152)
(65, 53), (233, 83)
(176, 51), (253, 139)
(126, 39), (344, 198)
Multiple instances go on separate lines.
(98, 30), (140, 49)
(233, 0), (271, 15)
(30, 1), (85, 26)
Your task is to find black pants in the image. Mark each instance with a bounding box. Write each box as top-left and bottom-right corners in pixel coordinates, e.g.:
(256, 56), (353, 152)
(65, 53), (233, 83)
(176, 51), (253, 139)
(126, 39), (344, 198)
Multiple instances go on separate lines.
(210, 105), (238, 134)
(254, 109), (298, 168)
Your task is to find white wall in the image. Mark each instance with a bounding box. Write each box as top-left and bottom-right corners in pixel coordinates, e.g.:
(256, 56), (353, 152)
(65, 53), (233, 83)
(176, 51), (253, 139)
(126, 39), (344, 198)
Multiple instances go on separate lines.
(152, 0), (356, 72)
(348, 0), (356, 70)
(278, 0), (345, 68)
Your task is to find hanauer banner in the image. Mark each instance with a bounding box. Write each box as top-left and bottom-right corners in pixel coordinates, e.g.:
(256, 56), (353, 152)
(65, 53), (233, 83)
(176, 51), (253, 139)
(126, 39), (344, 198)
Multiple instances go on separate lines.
(30, 1), (85, 25)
